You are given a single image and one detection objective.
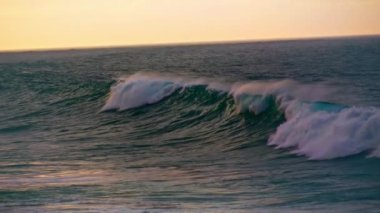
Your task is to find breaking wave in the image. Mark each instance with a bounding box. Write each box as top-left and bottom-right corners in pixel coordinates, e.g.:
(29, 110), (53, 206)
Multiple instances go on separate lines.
(102, 72), (380, 160)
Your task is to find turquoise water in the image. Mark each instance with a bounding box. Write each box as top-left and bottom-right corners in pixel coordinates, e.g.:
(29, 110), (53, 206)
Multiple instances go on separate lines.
(0, 37), (380, 212)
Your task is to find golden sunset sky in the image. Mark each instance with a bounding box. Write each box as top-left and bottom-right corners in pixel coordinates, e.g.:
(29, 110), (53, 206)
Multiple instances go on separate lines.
(1, 0), (380, 51)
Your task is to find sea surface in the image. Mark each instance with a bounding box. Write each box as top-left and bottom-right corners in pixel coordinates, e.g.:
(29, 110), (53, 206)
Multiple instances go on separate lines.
(0, 36), (380, 212)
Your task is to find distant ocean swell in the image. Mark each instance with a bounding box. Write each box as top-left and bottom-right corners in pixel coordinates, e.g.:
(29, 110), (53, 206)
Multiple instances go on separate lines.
(101, 72), (380, 160)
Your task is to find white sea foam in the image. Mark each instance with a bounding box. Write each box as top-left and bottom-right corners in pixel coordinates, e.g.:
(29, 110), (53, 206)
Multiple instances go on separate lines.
(268, 106), (380, 160)
(102, 73), (380, 160)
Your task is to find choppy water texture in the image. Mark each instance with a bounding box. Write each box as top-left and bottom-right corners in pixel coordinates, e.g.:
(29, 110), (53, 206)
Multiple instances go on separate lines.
(1, 36), (380, 212)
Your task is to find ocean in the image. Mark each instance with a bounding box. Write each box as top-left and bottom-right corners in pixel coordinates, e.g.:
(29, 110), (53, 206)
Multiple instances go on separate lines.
(0, 36), (379, 212)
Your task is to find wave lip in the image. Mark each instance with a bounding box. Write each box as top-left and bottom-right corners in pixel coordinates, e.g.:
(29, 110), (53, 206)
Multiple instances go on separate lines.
(102, 72), (380, 160)
(101, 73), (182, 112)
(101, 73), (231, 112)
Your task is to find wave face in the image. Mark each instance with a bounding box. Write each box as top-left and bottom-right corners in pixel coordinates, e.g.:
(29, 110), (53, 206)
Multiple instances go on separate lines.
(102, 73), (380, 160)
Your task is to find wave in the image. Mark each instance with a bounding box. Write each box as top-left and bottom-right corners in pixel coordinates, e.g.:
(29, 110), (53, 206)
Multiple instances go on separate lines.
(101, 72), (380, 160)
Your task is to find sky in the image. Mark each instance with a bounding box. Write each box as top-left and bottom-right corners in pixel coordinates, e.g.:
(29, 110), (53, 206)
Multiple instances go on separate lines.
(1, 0), (380, 51)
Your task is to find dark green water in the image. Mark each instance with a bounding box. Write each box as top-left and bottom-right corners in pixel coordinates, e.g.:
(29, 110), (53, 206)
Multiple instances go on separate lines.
(0, 36), (380, 212)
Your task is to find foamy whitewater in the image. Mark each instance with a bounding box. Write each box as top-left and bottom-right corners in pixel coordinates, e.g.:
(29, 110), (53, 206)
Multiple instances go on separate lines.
(1, 37), (379, 212)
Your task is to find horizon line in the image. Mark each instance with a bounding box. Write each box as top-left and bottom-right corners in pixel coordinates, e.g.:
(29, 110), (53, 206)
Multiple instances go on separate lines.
(1, 33), (379, 54)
